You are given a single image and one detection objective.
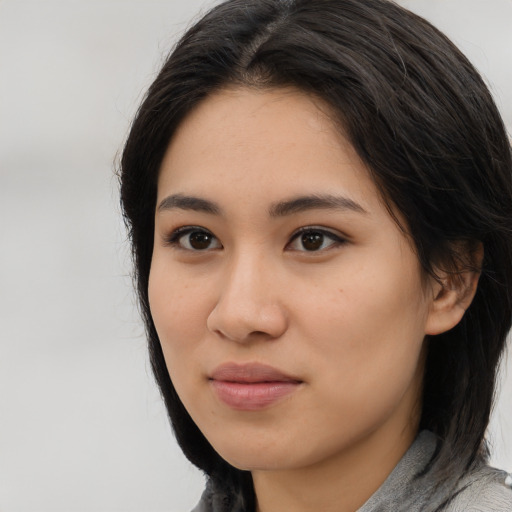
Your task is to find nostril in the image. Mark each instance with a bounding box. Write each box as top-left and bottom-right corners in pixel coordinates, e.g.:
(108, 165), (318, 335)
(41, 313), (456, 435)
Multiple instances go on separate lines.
(251, 330), (271, 337)
(206, 300), (288, 343)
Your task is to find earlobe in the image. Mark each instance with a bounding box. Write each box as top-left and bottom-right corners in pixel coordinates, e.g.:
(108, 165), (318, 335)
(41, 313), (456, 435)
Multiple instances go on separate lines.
(425, 243), (483, 336)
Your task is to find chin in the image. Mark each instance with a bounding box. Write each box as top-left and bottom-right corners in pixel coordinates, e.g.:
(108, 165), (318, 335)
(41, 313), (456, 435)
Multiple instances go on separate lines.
(208, 433), (330, 473)
(223, 453), (293, 472)
(208, 435), (296, 471)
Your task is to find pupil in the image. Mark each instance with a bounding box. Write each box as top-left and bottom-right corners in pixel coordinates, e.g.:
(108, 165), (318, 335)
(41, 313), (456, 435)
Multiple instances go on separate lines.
(189, 232), (211, 250)
(302, 232), (323, 251)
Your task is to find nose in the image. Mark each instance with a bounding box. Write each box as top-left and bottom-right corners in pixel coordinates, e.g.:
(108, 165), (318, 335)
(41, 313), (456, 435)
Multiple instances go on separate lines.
(206, 252), (288, 343)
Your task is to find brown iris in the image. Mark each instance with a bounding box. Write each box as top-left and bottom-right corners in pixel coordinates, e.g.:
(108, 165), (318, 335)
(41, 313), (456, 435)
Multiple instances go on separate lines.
(189, 231), (214, 250)
(301, 232), (324, 251)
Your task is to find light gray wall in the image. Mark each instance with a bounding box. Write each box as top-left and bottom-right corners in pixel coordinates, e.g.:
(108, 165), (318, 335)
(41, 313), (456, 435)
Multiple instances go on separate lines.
(0, 1), (510, 511)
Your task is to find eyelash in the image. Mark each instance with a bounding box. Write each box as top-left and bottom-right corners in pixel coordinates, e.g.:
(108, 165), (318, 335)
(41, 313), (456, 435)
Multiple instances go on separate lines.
(288, 226), (346, 252)
(164, 226), (222, 251)
(164, 226), (346, 253)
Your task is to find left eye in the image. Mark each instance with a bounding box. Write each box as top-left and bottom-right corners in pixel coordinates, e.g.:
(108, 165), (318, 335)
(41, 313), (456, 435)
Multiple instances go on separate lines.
(288, 229), (344, 252)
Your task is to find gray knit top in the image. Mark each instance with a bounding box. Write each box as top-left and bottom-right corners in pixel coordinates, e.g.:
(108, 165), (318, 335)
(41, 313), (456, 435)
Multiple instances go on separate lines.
(192, 431), (512, 512)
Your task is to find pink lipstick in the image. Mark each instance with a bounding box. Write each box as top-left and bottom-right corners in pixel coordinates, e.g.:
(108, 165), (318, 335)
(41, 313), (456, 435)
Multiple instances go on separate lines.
(209, 363), (302, 411)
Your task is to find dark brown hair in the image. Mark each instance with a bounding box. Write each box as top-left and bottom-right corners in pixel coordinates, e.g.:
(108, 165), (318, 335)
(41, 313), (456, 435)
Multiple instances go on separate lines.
(119, 0), (512, 509)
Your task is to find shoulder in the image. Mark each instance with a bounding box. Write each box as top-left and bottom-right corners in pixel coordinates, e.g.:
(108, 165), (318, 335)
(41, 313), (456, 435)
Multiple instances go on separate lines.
(444, 466), (512, 512)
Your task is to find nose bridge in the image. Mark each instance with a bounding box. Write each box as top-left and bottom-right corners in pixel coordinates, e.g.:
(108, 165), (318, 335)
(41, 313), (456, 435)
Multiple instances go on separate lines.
(229, 246), (267, 296)
(207, 245), (287, 342)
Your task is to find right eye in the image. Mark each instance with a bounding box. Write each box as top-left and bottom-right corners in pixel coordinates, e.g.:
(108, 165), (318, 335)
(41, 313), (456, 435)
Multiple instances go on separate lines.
(166, 227), (222, 251)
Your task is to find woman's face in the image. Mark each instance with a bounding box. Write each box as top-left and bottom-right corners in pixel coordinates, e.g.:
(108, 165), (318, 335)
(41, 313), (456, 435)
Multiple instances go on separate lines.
(149, 87), (438, 472)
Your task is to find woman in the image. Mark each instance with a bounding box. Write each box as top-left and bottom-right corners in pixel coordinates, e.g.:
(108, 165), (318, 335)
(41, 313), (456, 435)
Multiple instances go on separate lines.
(119, 0), (512, 510)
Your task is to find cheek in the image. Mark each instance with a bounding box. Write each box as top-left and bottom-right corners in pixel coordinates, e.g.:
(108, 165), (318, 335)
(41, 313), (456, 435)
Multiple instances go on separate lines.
(148, 267), (215, 428)
(299, 254), (428, 392)
(283, 270), (427, 457)
(148, 263), (211, 371)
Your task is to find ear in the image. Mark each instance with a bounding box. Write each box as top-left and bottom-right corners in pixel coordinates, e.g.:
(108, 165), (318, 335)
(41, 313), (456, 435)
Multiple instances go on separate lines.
(425, 242), (483, 336)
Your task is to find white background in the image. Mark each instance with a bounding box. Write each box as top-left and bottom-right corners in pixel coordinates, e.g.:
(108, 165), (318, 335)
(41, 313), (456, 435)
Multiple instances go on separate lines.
(0, 1), (510, 511)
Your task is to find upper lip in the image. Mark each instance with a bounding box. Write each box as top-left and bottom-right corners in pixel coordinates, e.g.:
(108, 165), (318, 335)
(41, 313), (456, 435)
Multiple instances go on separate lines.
(210, 362), (301, 383)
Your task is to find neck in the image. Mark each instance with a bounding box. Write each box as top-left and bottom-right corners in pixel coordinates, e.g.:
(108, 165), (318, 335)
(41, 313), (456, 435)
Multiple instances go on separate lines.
(252, 418), (419, 512)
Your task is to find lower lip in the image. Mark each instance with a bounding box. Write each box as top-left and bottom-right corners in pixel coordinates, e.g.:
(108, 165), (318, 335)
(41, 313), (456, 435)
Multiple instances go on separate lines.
(210, 380), (300, 411)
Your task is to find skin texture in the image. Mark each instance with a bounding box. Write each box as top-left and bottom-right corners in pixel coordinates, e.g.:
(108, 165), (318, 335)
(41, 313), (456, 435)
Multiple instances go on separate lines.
(149, 87), (478, 512)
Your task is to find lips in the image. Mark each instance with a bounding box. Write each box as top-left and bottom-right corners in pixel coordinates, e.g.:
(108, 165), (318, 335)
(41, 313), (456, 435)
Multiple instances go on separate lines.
(209, 363), (302, 411)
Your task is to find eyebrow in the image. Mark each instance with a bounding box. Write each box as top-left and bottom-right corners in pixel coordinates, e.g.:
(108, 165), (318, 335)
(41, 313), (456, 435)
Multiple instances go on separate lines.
(157, 194), (221, 215)
(156, 193), (367, 217)
(268, 194), (367, 217)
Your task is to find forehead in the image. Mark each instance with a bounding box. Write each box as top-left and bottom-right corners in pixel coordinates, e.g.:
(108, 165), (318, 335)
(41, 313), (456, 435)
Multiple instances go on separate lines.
(157, 86), (380, 212)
